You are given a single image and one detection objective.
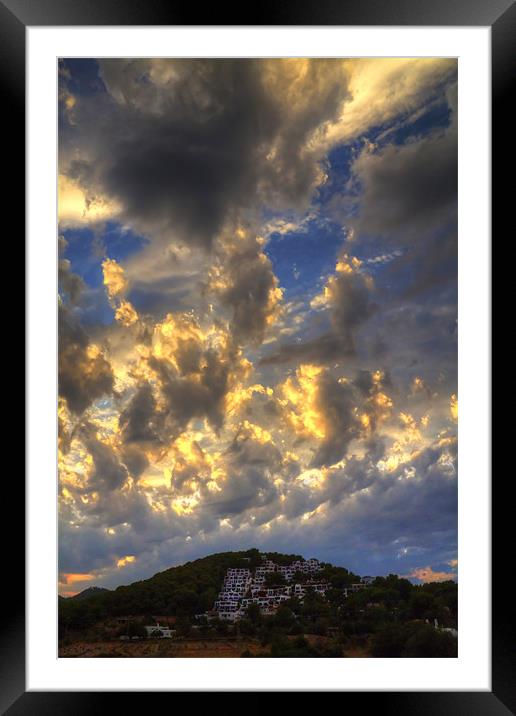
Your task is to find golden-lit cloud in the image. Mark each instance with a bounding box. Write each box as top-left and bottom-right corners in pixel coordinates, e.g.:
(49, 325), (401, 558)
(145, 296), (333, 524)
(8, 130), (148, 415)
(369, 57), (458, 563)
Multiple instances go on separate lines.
(450, 394), (458, 421)
(59, 572), (96, 585)
(324, 58), (456, 146)
(58, 174), (120, 227)
(101, 259), (139, 326)
(116, 555), (136, 568)
(406, 566), (457, 583)
(280, 364), (327, 440)
(114, 300), (139, 326)
(102, 258), (129, 299)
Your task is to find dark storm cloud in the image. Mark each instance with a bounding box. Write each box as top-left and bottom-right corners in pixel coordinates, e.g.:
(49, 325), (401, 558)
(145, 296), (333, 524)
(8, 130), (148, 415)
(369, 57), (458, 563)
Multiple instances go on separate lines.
(58, 303), (114, 415)
(58, 259), (85, 303)
(311, 373), (362, 467)
(202, 428), (282, 518)
(65, 59), (350, 250)
(78, 421), (128, 491)
(367, 298), (457, 388)
(58, 236), (85, 304)
(119, 382), (160, 444)
(212, 234), (281, 345)
(352, 131), (457, 241)
(347, 89), (458, 297)
(121, 445), (149, 480)
(328, 264), (376, 347)
(150, 348), (231, 433)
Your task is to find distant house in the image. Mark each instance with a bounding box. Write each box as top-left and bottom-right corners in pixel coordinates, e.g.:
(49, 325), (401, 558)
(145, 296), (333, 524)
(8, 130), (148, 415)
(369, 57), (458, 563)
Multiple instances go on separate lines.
(144, 623), (175, 638)
(350, 582), (367, 592)
(361, 576), (375, 585)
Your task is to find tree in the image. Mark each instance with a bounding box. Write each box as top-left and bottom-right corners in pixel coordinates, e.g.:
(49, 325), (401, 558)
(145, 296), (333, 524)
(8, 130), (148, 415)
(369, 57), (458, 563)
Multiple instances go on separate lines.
(246, 602), (262, 625)
(265, 572), (286, 588)
(409, 590), (435, 619)
(175, 615), (191, 637)
(371, 625), (412, 657)
(239, 618), (257, 637)
(274, 605), (296, 630)
(402, 626), (457, 657)
(216, 620), (229, 636)
(313, 617), (329, 636)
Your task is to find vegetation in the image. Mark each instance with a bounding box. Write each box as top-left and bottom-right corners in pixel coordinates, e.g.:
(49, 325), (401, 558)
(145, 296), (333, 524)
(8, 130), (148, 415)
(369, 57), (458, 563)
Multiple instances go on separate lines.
(59, 549), (262, 636)
(59, 549), (457, 658)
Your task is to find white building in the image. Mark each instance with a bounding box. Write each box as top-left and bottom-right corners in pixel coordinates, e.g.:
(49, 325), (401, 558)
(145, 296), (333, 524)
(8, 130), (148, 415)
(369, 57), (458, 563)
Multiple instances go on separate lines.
(213, 555), (328, 620)
(144, 623), (175, 638)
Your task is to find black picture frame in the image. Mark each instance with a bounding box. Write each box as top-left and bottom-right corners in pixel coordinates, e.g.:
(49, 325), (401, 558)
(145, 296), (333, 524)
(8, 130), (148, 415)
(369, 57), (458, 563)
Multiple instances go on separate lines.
(3, 0), (508, 710)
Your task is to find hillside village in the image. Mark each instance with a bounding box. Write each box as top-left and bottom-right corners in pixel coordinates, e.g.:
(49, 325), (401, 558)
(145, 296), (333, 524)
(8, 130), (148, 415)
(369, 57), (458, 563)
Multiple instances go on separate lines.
(211, 556), (373, 621)
(58, 549), (458, 658)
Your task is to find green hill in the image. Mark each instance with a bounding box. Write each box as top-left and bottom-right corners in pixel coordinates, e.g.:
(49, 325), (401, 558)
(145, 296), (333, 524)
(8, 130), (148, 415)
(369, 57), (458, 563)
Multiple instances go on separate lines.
(70, 586), (111, 601)
(58, 548), (458, 657)
(58, 549), (354, 629)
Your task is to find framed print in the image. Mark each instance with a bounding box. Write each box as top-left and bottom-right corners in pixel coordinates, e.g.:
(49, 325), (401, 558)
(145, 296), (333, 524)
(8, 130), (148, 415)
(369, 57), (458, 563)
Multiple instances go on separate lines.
(3, 0), (508, 709)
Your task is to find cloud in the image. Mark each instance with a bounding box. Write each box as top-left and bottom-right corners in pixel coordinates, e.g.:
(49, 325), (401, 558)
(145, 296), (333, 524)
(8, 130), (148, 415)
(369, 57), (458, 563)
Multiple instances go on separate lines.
(57, 58), (458, 588)
(350, 124), (457, 242)
(209, 231), (283, 345)
(324, 58), (456, 146)
(119, 382), (160, 444)
(58, 173), (120, 227)
(278, 364), (367, 467)
(101, 258), (140, 326)
(202, 424), (282, 518)
(58, 303), (114, 415)
(60, 59), (352, 250)
(263, 255), (375, 365)
(406, 565), (457, 583)
(78, 421), (129, 492)
(102, 258), (128, 298)
(116, 312), (250, 450)
(336, 81), (458, 297)
(450, 394), (458, 421)
(58, 236), (85, 303)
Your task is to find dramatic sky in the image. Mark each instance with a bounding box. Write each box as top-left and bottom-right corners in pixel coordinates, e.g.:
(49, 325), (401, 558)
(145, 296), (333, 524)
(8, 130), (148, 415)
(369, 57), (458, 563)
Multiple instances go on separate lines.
(58, 58), (458, 596)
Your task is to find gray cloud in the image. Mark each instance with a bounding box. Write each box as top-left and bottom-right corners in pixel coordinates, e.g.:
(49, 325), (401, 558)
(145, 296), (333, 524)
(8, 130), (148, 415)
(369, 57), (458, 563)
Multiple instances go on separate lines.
(119, 382), (160, 445)
(58, 236), (85, 304)
(78, 421), (129, 492)
(212, 234), (281, 346)
(63, 59), (351, 251)
(151, 349), (231, 434)
(263, 260), (376, 366)
(58, 304), (114, 415)
(311, 373), (362, 467)
(57, 60), (458, 588)
(202, 428), (282, 518)
(352, 130), (457, 241)
(345, 84), (458, 297)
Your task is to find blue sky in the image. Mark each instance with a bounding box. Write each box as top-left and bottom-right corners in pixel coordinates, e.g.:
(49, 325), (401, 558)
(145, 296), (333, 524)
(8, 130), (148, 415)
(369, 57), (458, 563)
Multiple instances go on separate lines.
(58, 58), (458, 595)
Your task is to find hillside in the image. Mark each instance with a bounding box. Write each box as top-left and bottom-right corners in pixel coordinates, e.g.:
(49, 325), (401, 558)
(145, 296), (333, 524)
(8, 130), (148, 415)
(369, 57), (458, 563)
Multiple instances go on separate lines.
(58, 549), (356, 627)
(70, 586), (111, 601)
(58, 548), (458, 658)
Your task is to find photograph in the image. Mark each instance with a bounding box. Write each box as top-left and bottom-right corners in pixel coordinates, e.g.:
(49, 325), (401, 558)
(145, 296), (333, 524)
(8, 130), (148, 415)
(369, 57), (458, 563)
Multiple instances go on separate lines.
(56, 57), (459, 659)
